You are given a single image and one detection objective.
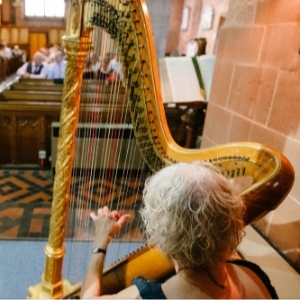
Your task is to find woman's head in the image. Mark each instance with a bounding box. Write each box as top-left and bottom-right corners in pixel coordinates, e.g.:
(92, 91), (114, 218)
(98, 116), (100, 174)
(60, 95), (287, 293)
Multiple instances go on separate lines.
(140, 161), (245, 271)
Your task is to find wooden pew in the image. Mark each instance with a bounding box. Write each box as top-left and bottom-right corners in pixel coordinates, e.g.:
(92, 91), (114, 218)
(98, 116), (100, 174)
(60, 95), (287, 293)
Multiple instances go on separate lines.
(10, 82), (125, 93)
(0, 84), (131, 167)
(11, 79), (126, 93)
(18, 78), (58, 85)
(0, 55), (23, 81)
(1, 90), (63, 101)
(11, 82), (64, 92)
(0, 89), (127, 104)
(0, 97), (131, 167)
(0, 81), (190, 167)
(18, 78), (107, 85)
(0, 58), (7, 81)
(6, 55), (23, 75)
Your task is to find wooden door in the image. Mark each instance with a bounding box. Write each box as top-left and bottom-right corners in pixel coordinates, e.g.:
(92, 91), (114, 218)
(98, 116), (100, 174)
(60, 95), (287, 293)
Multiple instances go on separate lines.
(29, 33), (47, 60)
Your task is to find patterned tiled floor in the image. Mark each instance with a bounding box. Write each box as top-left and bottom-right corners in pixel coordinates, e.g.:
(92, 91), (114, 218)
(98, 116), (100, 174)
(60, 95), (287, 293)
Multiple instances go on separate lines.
(0, 170), (145, 240)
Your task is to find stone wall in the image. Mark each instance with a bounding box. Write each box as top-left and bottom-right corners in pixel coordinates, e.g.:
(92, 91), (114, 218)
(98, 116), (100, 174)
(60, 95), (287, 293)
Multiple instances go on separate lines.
(202, 0), (300, 273)
(146, 0), (172, 58)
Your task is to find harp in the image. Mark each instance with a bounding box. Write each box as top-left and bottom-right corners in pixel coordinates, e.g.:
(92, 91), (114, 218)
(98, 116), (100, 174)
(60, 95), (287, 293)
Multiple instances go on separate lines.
(27, 0), (294, 298)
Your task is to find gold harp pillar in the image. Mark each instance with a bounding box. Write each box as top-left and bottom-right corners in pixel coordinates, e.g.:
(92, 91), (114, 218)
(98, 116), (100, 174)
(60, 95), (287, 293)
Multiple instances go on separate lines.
(28, 0), (93, 298)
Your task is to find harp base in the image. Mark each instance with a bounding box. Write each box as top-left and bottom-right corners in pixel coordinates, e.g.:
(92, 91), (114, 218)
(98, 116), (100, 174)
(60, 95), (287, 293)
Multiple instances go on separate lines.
(27, 279), (77, 299)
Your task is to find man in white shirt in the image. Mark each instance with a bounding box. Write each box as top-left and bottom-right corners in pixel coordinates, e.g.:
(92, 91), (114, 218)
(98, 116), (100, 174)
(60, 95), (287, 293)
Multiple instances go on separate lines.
(16, 52), (48, 79)
(1, 41), (12, 59)
(108, 54), (124, 80)
(47, 50), (66, 79)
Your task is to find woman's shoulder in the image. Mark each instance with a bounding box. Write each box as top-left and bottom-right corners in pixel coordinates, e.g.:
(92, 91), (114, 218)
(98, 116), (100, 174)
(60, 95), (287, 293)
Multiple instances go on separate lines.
(132, 276), (167, 299)
(227, 259), (278, 299)
(109, 284), (141, 299)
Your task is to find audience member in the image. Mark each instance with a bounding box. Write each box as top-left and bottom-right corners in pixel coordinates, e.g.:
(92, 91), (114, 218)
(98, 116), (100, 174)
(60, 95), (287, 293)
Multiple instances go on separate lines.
(91, 53), (102, 73)
(16, 52), (48, 79)
(82, 58), (95, 79)
(12, 45), (23, 56)
(87, 50), (98, 72)
(0, 44), (5, 60)
(0, 41), (12, 59)
(45, 44), (62, 64)
(47, 50), (66, 79)
(96, 56), (110, 80)
(107, 54), (123, 81)
(48, 44), (60, 56)
(80, 161), (278, 299)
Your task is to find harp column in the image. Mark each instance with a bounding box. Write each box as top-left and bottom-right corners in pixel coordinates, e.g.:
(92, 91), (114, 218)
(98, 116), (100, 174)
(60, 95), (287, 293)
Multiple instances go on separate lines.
(27, 0), (93, 298)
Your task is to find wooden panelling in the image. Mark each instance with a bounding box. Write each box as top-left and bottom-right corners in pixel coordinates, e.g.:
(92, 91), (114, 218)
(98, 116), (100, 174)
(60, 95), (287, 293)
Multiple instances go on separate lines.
(1, 0), (10, 24)
(29, 33), (47, 60)
(0, 26), (29, 44)
(10, 28), (19, 44)
(19, 28), (29, 44)
(48, 29), (65, 46)
(0, 28), (10, 43)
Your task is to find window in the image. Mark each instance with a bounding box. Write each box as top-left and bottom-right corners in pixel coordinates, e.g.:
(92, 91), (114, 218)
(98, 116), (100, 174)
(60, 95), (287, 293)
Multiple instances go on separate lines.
(25, 0), (65, 17)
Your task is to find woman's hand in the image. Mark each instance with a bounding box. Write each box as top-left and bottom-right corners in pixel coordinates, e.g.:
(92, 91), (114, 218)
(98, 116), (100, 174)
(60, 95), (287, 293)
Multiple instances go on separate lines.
(90, 206), (131, 249)
(81, 207), (131, 299)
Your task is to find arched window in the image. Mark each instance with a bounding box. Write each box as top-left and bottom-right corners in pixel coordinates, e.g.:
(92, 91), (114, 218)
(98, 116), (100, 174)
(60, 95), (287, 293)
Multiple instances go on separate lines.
(24, 0), (65, 17)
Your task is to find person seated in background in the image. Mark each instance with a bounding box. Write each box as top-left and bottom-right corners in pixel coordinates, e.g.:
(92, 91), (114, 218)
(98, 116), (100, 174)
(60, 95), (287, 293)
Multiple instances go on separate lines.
(38, 47), (49, 60)
(88, 51), (99, 74)
(0, 40), (12, 59)
(47, 50), (66, 80)
(0, 44), (5, 60)
(82, 58), (95, 79)
(12, 45), (23, 57)
(47, 44), (61, 63)
(107, 53), (123, 81)
(96, 56), (110, 80)
(80, 161), (278, 299)
(16, 52), (48, 79)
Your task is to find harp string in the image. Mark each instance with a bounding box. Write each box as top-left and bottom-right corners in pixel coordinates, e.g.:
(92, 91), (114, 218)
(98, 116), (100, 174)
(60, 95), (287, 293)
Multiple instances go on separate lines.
(63, 2), (147, 284)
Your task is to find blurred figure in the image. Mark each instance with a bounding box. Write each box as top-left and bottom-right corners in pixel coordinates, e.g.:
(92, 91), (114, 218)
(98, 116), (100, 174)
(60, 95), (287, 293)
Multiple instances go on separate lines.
(46, 44), (62, 64)
(47, 50), (66, 79)
(82, 57), (95, 79)
(16, 52), (48, 79)
(12, 45), (23, 56)
(107, 54), (123, 80)
(96, 56), (110, 80)
(38, 47), (50, 63)
(0, 44), (5, 59)
(0, 40), (12, 59)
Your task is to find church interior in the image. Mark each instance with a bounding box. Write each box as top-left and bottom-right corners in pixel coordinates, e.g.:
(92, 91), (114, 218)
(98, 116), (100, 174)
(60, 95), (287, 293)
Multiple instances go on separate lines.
(0, 0), (300, 299)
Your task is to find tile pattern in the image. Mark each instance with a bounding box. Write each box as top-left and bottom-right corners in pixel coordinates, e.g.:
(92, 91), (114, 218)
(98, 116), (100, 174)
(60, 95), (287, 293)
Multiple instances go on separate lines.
(0, 170), (145, 240)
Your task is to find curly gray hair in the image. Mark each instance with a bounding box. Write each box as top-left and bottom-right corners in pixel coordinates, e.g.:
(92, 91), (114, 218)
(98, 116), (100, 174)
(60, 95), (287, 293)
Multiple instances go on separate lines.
(140, 161), (245, 271)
